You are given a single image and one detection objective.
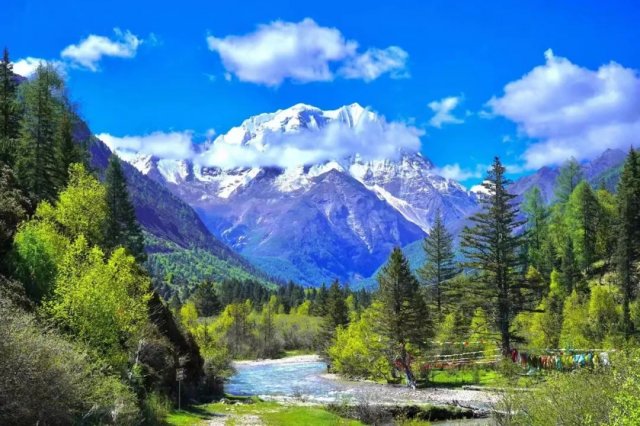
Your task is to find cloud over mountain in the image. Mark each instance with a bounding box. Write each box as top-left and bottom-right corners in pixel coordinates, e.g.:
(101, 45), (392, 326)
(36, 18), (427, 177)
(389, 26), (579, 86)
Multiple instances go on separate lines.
(206, 19), (408, 86)
(489, 49), (640, 169)
(100, 103), (422, 169)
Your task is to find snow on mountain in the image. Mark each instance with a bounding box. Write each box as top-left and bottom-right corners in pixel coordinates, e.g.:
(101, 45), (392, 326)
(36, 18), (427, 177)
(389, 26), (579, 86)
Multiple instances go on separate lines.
(113, 103), (480, 285)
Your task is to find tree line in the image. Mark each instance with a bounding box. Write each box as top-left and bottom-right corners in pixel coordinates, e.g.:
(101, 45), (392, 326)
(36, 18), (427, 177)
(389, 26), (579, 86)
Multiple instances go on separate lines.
(328, 153), (640, 387)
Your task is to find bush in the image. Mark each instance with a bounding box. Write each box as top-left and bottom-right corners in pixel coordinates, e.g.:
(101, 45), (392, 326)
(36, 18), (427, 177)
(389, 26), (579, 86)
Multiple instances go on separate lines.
(0, 298), (140, 425)
(494, 369), (615, 425)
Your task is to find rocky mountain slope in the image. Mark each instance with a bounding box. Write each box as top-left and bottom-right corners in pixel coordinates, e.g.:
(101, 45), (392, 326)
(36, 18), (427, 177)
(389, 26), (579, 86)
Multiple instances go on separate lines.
(112, 104), (481, 285)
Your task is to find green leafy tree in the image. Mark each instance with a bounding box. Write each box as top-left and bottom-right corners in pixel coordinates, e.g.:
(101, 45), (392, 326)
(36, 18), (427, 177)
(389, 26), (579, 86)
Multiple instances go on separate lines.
(44, 236), (151, 368)
(15, 64), (63, 203)
(375, 247), (431, 387)
(616, 149), (640, 338)
(461, 157), (526, 354)
(47, 163), (107, 246)
(104, 154), (145, 261)
(417, 210), (457, 319)
(0, 48), (20, 165)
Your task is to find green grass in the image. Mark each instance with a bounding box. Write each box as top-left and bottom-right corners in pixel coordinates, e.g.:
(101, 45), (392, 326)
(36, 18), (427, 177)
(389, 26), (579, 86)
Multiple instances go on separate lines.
(166, 399), (363, 426)
(421, 368), (501, 387)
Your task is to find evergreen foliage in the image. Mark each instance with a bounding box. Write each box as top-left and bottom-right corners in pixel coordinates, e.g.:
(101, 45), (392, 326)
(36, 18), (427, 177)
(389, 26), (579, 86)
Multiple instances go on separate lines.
(417, 210), (457, 318)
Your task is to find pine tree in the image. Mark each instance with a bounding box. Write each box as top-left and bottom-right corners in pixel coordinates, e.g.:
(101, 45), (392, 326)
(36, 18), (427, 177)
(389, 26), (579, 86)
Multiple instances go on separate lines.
(417, 210), (457, 319)
(615, 149), (640, 338)
(55, 109), (84, 187)
(560, 238), (579, 294)
(104, 154), (146, 261)
(15, 64), (62, 202)
(0, 48), (20, 165)
(461, 157), (525, 354)
(522, 186), (551, 275)
(566, 181), (601, 271)
(375, 248), (431, 388)
(319, 280), (349, 352)
(554, 158), (584, 203)
(190, 280), (221, 317)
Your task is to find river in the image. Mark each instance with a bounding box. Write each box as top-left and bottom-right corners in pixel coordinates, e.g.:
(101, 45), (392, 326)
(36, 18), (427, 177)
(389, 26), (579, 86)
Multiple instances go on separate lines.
(226, 355), (497, 411)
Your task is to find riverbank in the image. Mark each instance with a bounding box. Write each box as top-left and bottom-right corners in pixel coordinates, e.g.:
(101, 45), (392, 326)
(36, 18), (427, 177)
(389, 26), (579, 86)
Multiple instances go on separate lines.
(227, 354), (498, 412)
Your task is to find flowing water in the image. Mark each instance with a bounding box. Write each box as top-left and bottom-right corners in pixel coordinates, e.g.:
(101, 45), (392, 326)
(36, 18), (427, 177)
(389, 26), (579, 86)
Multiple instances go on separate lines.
(226, 356), (347, 403)
(225, 355), (497, 412)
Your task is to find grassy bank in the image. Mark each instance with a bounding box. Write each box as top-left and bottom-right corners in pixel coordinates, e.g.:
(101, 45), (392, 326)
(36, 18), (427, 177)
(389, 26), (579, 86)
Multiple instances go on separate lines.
(166, 398), (364, 426)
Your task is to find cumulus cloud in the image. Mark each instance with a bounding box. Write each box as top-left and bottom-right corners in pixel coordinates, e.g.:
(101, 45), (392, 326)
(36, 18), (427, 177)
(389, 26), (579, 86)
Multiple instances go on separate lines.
(100, 111), (422, 169)
(61, 28), (142, 71)
(13, 57), (66, 78)
(428, 96), (464, 128)
(98, 131), (195, 160)
(206, 18), (408, 86)
(197, 118), (422, 169)
(488, 49), (640, 169)
(434, 163), (487, 181)
(340, 46), (409, 81)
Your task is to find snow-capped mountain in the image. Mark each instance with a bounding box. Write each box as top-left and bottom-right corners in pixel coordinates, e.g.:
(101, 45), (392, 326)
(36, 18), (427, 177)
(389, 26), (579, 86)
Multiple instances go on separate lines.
(111, 103), (480, 285)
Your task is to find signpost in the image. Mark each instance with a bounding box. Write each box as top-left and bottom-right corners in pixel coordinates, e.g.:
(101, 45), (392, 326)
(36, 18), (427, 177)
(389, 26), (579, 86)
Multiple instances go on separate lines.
(176, 356), (189, 411)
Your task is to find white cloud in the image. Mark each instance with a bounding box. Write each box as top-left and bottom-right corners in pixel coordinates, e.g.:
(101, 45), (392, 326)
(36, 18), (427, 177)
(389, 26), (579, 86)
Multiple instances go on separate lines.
(98, 131), (195, 160)
(13, 57), (66, 78)
(434, 163), (487, 181)
(488, 49), (640, 169)
(100, 113), (422, 169)
(340, 46), (409, 82)
(206, 18), (408, 86)
(61, 28), (142, 71)
(428, 96), (464, 128)
(197, 118), (422, 169)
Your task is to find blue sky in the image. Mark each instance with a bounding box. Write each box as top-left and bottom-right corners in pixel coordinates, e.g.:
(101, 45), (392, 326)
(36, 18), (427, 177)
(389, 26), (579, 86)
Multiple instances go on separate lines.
(3, 0), (640, 185)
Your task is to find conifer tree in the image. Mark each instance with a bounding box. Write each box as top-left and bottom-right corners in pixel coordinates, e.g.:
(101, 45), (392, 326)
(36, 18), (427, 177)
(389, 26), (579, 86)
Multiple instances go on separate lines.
(560, 238), (579, 294)
(319, 280), (349, 351)
(0, 48), (20, 165)
(461, 157), (525, 354)
(615, 149), (640, 338)
(375, 248), (430, 388)
(566, 181), (601, 271)
(55, 109), (84, 187)
(522, 186), (551, 275)
(554, 158), (584, 203)
(190, 280), (221, 317)
(15, 65), (62, 202)
(104, 154), (145, 261)
(417, 210), (457, 319)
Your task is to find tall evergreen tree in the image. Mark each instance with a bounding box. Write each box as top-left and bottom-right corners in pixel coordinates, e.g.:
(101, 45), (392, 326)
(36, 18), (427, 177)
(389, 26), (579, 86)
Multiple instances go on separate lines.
(417, 210), (457, 319)
(566, 181), (601, 271)
(522, 186), (551, 274)
(15, 64), (62, 202)
(55, 109), (84, 187)
(319, 280), (349, 352)
(461, 157), (525, 354)
(615, 149), (640, 338)
(559, 239), (579, 294)
(104, 154), (146, 261)
(375, 248), (430, 388)
(554, 158), (584, 203)
(0, 48), (20, 165)
(190, 280), (222, 317)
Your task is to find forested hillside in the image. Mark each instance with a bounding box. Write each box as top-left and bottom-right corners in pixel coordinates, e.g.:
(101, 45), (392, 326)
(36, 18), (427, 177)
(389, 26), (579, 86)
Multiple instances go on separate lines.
(0, 52), (221, 424)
